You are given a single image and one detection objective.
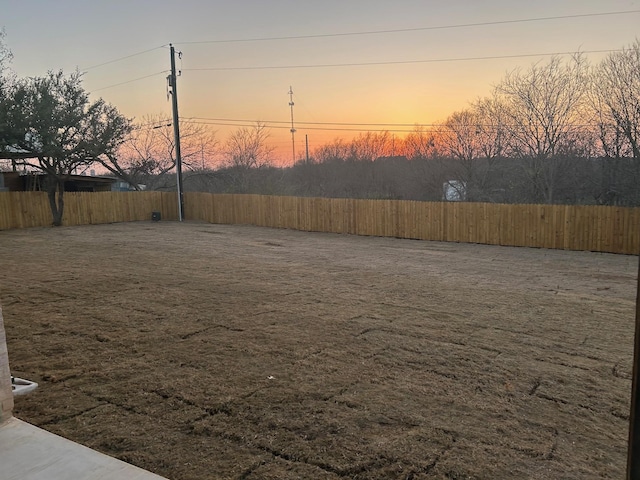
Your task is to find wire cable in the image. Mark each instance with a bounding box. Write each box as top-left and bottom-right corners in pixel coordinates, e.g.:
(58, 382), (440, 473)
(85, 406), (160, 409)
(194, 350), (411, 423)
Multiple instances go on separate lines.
(176, 10), (640, 44)
(131, 118), (174, 131)
(81, 45), (168, 72)
(135, 118), (173, 128)
(179, 117), (606, 131)
(182, 116), (429, 127)
(179, 119), (535, 134)
(179, 119), (421, 133)
(90, 71), (169, 93)
(182, 49), (621, 72)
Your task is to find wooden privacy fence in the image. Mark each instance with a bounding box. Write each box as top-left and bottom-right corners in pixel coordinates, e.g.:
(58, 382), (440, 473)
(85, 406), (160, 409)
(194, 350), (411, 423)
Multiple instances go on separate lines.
(0, 191), (178, 229)
(0, 191), (638, 254)
(185, 193), (640, 255)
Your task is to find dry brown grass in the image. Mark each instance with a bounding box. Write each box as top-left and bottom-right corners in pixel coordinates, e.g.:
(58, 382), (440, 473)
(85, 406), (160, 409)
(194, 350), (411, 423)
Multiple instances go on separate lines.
(1, 221), (636, 479)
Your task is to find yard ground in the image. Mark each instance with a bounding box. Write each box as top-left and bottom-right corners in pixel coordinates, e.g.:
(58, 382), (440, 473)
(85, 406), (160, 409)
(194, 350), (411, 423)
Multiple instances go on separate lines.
(0, 221), (637, 479)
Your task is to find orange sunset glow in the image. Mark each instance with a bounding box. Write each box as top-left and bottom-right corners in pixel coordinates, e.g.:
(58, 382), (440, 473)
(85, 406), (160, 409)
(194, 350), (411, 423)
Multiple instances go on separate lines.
(3, 3), (640, 479)
(2, 1), (639, 165)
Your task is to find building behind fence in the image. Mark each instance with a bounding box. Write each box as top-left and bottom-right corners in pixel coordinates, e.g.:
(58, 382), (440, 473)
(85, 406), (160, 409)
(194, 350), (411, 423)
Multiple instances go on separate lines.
(0, 191), (638, 254)
(0, 191), (178, 229)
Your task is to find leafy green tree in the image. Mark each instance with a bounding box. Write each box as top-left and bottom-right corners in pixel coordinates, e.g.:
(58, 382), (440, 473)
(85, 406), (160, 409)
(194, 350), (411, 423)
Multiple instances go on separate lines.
(0, 29), (10, 72)
(0, 29), (17, 161)
(5, 71), (131, 225)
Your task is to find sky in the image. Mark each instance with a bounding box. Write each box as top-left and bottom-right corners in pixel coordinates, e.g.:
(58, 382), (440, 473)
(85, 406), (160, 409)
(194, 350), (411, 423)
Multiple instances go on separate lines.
(1, 0), (639, 164)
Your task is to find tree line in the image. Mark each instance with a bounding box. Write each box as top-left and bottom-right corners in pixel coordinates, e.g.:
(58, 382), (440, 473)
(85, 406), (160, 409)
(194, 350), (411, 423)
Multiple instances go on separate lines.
(1, 32), (640, 227)
(127, 42), (640, 207)
(179, 155), (639, 207)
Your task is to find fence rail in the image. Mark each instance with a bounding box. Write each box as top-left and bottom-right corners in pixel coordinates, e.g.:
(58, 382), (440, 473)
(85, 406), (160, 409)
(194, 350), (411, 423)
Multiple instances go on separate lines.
(0, 191), (638, 254)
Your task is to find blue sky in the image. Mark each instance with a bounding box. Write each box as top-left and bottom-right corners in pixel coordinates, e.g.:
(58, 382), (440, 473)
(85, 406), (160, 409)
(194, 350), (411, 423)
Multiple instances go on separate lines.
(1, 0), (639, 160)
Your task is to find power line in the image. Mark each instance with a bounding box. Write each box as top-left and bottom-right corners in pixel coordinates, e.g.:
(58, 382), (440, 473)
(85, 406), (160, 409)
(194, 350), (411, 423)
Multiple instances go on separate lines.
(137, 118), (173, 127)
(179, 119), (417, 133)
(81, 47), (624, 96)
(181, 119), (593, 134)
(90, 71), (169, 93)
(179, 116), (604, 129)
(182, 116), (431, 127)
(81, 45), (168, 71)
(176, 10), (640, 45)
(182, 49), (622, 72)
(180, 119), (421, 132)
(132, 119), (173, 131)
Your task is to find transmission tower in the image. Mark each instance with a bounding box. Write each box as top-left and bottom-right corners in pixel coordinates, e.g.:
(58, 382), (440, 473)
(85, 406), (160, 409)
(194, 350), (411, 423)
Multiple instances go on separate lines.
(288, 86), (296, 163)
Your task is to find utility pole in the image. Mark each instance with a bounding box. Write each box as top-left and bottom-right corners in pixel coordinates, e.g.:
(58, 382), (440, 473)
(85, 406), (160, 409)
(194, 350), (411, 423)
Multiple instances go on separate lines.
(305, 134), (310, 164)
(288, 86), (296, 164)
(168, 44), (184, 221)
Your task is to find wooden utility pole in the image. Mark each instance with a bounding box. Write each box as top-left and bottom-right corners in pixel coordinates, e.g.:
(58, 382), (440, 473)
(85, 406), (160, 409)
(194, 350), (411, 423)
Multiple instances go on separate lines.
(169, 44), (184, 221)
(305, 134), (309, 164)
(628, 253), (640, 479)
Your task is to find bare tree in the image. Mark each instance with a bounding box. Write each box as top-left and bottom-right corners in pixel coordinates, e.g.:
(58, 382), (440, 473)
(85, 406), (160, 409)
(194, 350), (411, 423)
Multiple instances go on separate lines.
(472, 95), (509, 161)
(440, 110), (480, 161)
(496, 54), (589, 203)
(589, 40), (640, 204)
(313, 138), (351, 163)
(590, 95), (633, 160)
(438, 109), (484, 200)
(439, 96), (512, 201)
(397, 125), (451, 200)
(223, 122), (273, 169)
(349, 131), (394, 162)
(220, 122), (274, 192)
(99, 114), (218, 190)
(177, 119), (221, 171)
(592, 40), (640, 160)
(401, 125), (441, 160)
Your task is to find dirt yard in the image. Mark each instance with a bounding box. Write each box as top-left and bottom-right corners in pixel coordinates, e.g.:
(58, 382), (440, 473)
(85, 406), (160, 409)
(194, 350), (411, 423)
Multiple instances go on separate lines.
(0, 221), (637, 479)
